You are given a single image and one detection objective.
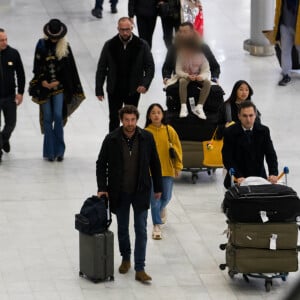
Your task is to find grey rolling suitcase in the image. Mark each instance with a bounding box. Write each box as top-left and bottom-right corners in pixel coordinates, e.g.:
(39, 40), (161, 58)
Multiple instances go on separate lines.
(79, 230), (114, 282)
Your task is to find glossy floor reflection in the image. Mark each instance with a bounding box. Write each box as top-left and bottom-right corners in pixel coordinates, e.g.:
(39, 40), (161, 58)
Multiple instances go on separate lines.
(1, 0), (300, 299)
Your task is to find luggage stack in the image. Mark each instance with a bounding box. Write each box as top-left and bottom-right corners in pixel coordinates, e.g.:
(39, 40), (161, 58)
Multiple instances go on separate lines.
(165, 82), (224, 183)
(219, 184), (300, 292)
(75, 195), (114, 283)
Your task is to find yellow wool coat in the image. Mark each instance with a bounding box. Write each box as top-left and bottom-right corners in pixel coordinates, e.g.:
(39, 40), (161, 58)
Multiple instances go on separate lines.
(145, 124), (183, 177)
(273, 0), (300, 45)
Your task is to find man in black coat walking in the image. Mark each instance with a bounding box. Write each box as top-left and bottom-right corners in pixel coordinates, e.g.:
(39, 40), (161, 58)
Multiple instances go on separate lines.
(96, 105), (162, 283)
(0, 28), (25, 162)
(95, 17), (155, 132)
(222, 101), (279, 188)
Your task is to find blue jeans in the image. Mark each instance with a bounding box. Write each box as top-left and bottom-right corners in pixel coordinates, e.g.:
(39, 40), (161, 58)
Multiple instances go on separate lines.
(42, 93), (65, 160)
(116, 193), (148, 272)
(150, 176), (174, 225)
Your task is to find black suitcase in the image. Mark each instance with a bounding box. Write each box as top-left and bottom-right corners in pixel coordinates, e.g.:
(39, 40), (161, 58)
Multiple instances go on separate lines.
(166, 112), (217, 141)
(223, 184), (300, 223)
(79, 231), (114, 283)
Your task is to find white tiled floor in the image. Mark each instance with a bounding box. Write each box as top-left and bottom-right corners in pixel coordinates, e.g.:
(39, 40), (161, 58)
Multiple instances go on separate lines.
(1, 0), (300, 299)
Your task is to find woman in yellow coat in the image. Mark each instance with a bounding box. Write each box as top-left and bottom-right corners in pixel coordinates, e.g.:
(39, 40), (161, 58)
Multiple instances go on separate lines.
(145, 103), (183, 239)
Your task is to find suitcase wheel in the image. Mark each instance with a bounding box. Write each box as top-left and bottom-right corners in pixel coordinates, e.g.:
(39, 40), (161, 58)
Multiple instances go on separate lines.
(281, 273), (288, 281)
(219, 264), (227, 270)
(109, 275), (114, 281)
(79, 271), (84, 277)
(219, 243), (226, 251)
(228, 270), (236, 278)
(265, 279), (272, 292)
(192, 174), (198, 184)
(243, 274), (249, 283)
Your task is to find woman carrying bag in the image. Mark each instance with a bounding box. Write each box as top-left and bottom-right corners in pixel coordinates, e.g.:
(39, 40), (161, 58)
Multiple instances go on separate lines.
(29, 19), (85, 161)
(145, 103), (183, 240)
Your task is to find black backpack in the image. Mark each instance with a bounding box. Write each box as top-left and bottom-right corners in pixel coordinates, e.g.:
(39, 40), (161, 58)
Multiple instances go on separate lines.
(75, 195), (112, 235)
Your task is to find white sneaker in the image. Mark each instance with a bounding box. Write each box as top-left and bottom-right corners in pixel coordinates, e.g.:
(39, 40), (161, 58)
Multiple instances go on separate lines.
(160, 208), (167, 224)
(179, 104), (188, 118)
(152, 225), (162, 240)
(194, 104), (207, 120)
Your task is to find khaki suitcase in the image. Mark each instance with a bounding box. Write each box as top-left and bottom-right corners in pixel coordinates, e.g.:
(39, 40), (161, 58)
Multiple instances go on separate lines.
(228, 222), (298, 249)
(226, 243), (298, 273)
(181, 141), (204, 168)
(79, 231), (114, 282)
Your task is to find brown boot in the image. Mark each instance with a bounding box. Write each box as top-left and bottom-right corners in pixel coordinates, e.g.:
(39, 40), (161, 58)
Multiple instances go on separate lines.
(135, 270), (152, 283)
(119, 260), (131, 274)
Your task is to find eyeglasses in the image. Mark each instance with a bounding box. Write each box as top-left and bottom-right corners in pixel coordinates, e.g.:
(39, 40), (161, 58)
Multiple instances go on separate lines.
(118, 28), (131, 32)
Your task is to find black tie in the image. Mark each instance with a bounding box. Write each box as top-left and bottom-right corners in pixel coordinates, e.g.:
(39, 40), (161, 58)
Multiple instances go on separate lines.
(245, 130), (252, 143)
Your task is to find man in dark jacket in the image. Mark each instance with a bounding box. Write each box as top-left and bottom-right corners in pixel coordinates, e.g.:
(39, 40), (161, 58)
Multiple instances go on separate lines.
(222, 101), (278, 188)
(96, 105), (162, 283)
(96, 17), (155, 132)
(0, 28), (25, 162)
(162, 22), (220, 83)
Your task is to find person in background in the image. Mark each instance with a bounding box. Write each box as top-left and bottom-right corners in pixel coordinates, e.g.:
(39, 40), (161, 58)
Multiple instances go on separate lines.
(157, 0), (181, 49)
(97, 105), (162, 283)
(0, 28), (25, 163)
(217, 80), (261, 139)
(91, 0), (118, 19)
(165, 38), (211, 119)
(145, 103), (182, 240)
(95, 17), (154, 132)
(162, 22), (220, 84)
(128, 0), (158, 49)
(30, 19), (85, 162)
(273, 0), (300, 86)
(222, 101), (278, 189)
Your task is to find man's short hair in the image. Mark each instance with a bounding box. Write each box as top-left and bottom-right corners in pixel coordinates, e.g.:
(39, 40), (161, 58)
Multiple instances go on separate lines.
(238, 101), (257, 114)
(179, 22), (194, 30)
(118, 17), (132, 24)
(0, 28), (5, 33)
(119, 105), (140, 120)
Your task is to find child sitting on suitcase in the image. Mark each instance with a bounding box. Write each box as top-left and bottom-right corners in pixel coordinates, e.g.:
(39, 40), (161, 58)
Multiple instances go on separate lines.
(175, 38), (211, 119)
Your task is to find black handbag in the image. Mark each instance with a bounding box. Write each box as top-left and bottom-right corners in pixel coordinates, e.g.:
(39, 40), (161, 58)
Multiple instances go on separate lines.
(166, 125), (176, 159)
(28, 77), (50, 104)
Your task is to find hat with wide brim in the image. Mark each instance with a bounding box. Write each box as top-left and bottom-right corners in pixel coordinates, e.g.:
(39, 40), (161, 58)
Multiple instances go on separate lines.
(43, 19), (67, 39)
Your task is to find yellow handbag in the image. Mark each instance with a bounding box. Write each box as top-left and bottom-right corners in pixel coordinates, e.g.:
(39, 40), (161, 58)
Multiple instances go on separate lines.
(202, 128), (223, 168)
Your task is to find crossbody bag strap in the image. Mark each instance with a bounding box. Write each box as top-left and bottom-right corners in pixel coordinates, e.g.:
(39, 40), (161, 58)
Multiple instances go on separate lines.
(166, 124), (172, 145)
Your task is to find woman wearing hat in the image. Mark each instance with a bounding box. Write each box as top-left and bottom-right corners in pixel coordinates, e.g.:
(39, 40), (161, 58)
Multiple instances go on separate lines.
(30, 19), (85, 161)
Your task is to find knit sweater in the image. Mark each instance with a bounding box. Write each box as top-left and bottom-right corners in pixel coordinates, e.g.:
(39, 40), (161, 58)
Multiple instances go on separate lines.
(145, 124), (183, 177)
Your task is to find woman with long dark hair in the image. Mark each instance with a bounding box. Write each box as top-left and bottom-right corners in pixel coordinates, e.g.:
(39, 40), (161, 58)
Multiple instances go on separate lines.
(145, 103), (182, 240)
(217, 80), (260, 138)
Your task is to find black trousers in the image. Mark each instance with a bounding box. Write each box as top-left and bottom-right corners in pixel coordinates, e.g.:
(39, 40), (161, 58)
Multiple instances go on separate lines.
(161, 16), (180, 49)
(0, 95), (16, 150)
(107, 92), (140, 132)
(136, 16), (157, 49)
(95, 0), (117, 10)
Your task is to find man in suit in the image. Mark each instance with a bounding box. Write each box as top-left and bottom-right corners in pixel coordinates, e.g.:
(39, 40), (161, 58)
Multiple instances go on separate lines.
(222, 101), (279, 188)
